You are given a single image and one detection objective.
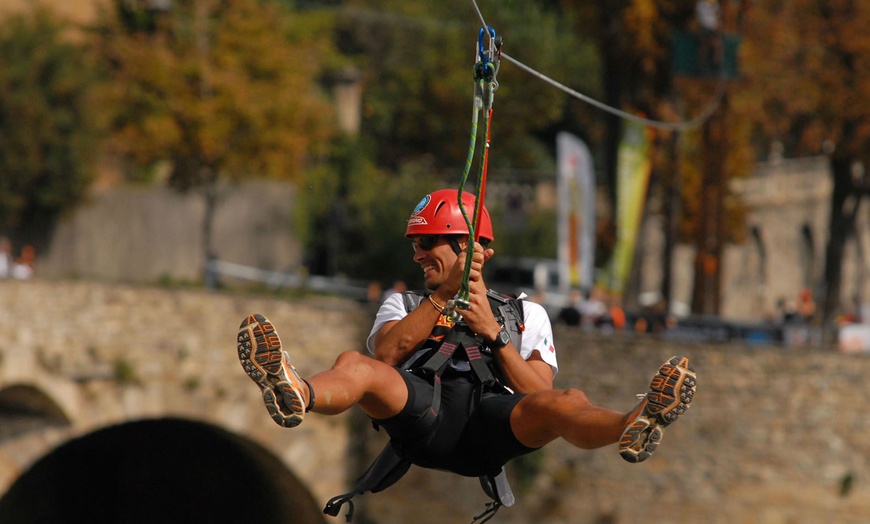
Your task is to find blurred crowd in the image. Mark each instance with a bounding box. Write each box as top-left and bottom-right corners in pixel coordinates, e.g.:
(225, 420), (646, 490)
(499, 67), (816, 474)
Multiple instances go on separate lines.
(0, 237), (35, 280)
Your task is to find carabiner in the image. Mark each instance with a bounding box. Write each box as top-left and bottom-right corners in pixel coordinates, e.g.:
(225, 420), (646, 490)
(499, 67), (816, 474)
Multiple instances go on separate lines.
(478, 26), (497, 65)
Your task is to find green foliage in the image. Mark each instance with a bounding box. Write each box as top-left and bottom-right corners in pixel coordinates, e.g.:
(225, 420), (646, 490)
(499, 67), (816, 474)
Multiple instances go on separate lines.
(290, 0), (592, 284)
(297, 136), (437, 286)
(491, 203), (558, 259)
(113, 358), (141, 385)
(0, 7), (101, 243)
(344, 164), (437, 285)
(336, 0), (594, 172)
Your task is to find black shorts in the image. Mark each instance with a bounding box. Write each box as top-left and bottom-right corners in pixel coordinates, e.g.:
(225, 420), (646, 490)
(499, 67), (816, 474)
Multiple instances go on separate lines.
(372, 370), (539, 477)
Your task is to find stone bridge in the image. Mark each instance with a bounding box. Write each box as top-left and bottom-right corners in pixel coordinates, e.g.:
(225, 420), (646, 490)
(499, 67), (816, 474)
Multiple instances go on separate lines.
(0, 279), (368, 523)
(3, 279), (870, 524)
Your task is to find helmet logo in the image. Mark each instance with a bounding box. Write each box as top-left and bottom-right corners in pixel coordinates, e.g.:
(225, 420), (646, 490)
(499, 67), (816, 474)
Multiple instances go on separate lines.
(408, 195), (432, 227)
(411, 195), (431, 216)
(406, 194), (432, 230)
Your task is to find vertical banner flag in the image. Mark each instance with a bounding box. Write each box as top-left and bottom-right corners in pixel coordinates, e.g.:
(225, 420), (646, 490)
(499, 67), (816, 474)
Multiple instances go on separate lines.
(605, 121), (652, 294)
(556, 132), (596, 293)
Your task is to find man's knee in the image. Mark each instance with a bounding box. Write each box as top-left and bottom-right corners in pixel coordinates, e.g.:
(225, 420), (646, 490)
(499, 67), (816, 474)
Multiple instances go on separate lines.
(565, 387), (591, 403)
(524, 387), (591, 412)
(333, 350), (372, 369)
(332, 350), (395, 381)
(549, 388), (592, 411)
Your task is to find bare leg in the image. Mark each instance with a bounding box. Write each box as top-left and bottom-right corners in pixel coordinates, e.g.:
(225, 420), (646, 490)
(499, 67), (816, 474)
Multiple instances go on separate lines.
(305, 351), (409, 420)
(238, 313), (408, 427)
(509, 389), (630, 449)
(509, 356), (696, 464)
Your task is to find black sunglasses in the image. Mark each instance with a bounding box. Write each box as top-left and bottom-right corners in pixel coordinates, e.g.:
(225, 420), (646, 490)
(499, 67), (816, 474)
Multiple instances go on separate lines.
(410, 235), (444, 252)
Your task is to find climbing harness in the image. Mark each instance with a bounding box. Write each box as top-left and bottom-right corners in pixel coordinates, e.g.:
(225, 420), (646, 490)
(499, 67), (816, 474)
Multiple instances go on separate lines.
(323, 289), (525, 523)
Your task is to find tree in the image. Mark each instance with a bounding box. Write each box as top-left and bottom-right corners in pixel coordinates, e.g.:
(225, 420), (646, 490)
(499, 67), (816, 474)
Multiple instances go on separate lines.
(291, 0), (594, 281)
(0, 7), (102, 249)
(334, 0), (595, 173)
(553, 0), (754, 312)
(736, 0), (870, 325)
(90, 0), (337, 275)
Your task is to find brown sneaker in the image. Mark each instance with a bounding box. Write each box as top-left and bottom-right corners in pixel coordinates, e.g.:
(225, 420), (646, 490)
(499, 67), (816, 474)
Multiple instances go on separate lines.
(619, 356), (696, 463)
(237, 313), (306, 428)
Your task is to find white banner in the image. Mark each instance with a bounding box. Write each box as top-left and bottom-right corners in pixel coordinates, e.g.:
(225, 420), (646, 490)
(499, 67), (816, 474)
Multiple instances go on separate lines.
(556, 132), (596, 293)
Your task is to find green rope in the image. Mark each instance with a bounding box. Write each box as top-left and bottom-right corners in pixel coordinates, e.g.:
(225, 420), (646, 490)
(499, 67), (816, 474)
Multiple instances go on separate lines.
(455, 61), (496, 309)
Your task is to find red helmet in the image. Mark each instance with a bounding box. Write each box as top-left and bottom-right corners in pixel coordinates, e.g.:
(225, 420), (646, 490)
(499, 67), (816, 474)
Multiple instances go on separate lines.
(405, 189), (494, 243)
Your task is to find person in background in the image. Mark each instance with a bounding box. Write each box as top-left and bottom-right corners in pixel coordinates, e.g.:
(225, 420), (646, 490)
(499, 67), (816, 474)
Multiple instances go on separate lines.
(11, 244), (35, 280)
(0, 237), (12, 279)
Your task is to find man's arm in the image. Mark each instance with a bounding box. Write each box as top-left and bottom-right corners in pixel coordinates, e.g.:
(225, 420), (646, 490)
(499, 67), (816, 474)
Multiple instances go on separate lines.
(456, 258), (554, 393)
(372, 293), (450, 366)
(373, 243), (489, 366)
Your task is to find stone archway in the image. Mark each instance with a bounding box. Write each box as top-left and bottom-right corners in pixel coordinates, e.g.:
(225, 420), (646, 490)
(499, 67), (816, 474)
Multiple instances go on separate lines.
(0, 417), (324, 524)
(0, 383), (70, 441)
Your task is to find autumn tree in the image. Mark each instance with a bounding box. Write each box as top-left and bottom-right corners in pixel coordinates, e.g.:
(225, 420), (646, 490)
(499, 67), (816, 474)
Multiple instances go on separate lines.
(0, 7), (102, 249)
(90, 0), (337, 275)
(737, 0), (870, 325)
(549, 0), (755, 311)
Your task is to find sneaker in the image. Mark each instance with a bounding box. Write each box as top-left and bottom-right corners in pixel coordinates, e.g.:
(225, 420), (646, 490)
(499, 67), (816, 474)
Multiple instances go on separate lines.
(237, 313), (306, 428)
(619, 355), (696, 463)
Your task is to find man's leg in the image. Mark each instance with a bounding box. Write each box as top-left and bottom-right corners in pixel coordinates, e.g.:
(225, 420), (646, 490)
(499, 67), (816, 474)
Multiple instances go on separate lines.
(306, 351), (409, 419)
(237, 314), (408, 427)
(508, 356), (696, 463)
(508, 389), (627, 450)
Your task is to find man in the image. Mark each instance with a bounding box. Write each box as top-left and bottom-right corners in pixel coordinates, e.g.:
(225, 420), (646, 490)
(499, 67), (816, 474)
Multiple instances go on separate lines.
(237, 189), (696, 492)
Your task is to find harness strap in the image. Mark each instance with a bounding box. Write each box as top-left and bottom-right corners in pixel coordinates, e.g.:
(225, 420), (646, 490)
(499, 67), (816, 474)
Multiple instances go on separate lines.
(323, 443), (412, 521)
(470, 502), (501, 524)
(418, 325), (479, 375)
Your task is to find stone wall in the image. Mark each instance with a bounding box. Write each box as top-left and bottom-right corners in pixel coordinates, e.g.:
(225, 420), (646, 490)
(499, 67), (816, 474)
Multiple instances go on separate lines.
(0, 278), (368, 511)
(2, 279), (869, 524)
(39, 181), (301, 284)
(37, 157), (870, 326)
(363, 329), (870, 524)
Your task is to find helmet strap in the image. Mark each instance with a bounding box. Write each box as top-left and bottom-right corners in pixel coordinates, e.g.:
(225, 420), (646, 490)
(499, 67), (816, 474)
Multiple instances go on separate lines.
(447, 237), (463, 256)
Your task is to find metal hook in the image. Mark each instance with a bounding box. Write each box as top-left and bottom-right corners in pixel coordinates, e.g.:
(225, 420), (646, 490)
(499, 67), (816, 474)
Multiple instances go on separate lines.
(477, 26), (497, 65)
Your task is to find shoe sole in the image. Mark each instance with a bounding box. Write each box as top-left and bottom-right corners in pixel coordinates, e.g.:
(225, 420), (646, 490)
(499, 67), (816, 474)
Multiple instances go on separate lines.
(237, 313), (305, 428)
(619, 355), (696, 463)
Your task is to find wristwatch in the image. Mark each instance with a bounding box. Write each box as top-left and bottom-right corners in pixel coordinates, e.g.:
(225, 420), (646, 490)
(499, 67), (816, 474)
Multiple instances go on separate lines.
(489, 325), (512, 349)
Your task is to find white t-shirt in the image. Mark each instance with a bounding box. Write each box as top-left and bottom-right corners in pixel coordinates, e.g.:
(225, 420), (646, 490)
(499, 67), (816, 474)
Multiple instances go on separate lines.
(367, 292), (559, 377)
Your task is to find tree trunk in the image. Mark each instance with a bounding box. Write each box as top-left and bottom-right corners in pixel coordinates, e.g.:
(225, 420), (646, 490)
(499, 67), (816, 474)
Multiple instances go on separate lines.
(822, 156), (859, 327)
(691, 91), (728, 315)
(201, 168), (218, 289)
(598, 0), (625, 218)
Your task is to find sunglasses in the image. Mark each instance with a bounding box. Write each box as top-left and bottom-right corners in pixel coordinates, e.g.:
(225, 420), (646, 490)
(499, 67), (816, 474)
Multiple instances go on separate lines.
(410, 235), (444, 252)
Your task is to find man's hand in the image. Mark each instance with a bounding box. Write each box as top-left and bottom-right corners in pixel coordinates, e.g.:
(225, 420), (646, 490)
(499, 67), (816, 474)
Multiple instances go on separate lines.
(456, 243), (500, 342)
(435, 241), (493, 303)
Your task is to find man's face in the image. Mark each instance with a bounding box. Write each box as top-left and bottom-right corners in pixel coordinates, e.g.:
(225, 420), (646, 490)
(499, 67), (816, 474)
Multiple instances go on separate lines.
(409, 235), (464, 291)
